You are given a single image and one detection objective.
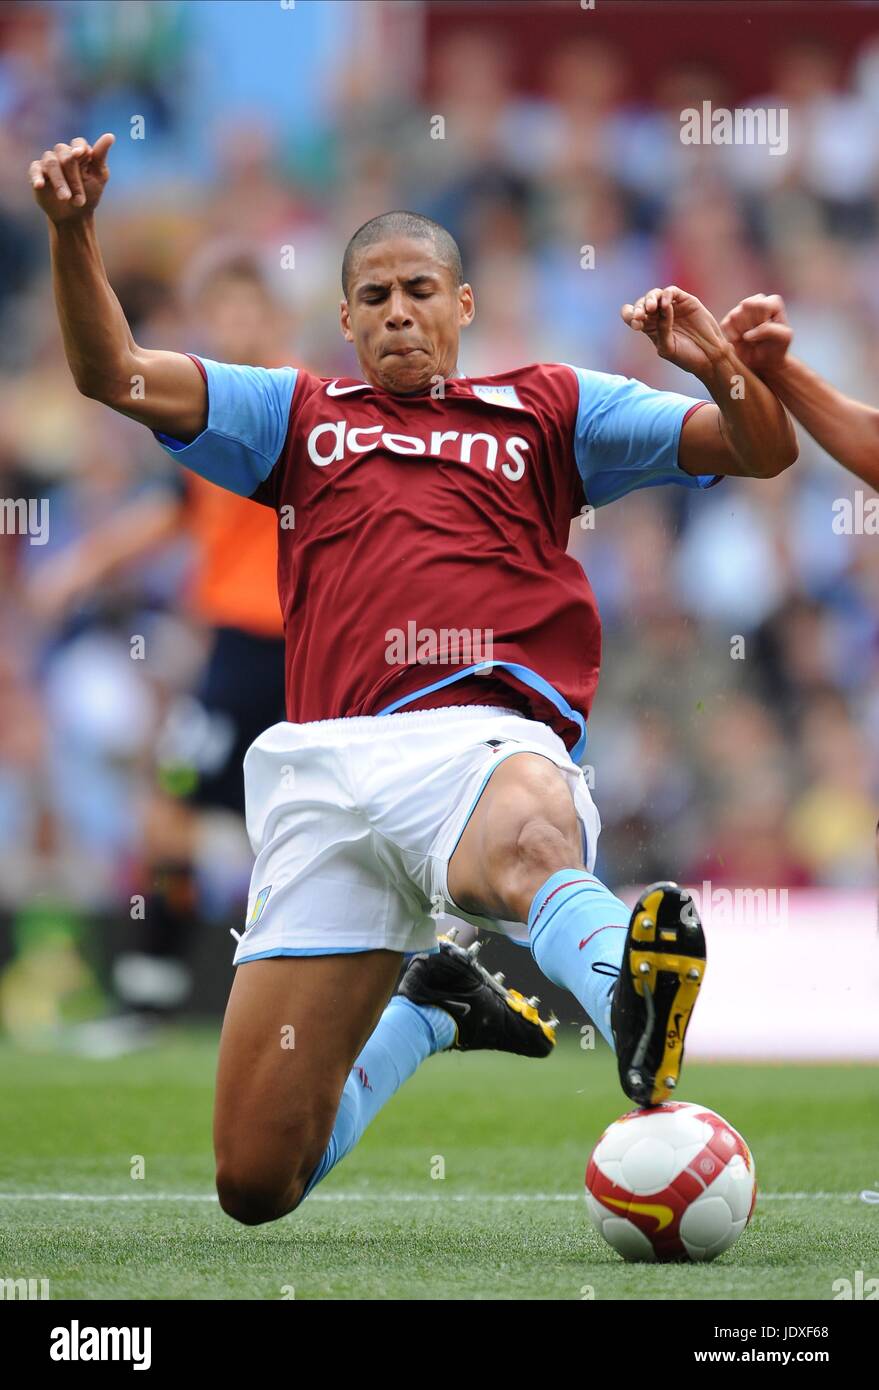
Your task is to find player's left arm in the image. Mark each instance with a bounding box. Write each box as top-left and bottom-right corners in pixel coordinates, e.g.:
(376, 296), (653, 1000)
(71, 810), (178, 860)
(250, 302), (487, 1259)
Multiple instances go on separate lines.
(622, 285), (798, 479)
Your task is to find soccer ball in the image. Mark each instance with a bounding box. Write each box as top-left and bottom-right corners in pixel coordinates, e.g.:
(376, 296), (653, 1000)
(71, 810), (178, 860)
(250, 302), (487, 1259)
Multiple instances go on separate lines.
(585, 1101), (756, 1262)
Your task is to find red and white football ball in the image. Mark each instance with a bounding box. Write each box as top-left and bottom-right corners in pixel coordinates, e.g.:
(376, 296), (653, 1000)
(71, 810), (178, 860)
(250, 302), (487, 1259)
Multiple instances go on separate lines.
(585, 1102), (756, 1262)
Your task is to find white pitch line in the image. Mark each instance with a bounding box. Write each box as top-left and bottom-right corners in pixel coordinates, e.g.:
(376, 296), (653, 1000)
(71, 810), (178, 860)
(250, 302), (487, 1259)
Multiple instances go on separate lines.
(0, 1190), (864, 1203)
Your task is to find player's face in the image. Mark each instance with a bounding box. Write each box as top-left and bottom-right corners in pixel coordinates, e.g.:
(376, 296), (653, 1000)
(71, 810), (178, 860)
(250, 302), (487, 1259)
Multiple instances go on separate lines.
(340, 237), (475, 394)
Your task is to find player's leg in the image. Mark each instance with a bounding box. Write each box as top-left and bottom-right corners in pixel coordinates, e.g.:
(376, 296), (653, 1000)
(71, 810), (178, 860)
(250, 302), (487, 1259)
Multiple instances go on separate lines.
(447, 751), (625, 1043)
(215, 928), (559, 1227)
(214, 711), (568, 1228)
(85, 627), (285, 1054)
(214, 949), (455, 1225)
(447, 751), (705, 1105)
(68, 789), (198, 1058)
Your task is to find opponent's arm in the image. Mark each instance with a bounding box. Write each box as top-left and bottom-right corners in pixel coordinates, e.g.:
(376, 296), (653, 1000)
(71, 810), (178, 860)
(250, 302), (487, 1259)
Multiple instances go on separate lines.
(622, 285), (798, 479)
(721, 293), (879, 490)
(30, 134), (206, 441)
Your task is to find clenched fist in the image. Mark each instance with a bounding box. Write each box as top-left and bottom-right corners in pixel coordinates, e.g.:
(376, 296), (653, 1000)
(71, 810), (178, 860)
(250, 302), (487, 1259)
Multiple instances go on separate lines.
(720, 293), (793, 376)
(29, 133), (115, 224)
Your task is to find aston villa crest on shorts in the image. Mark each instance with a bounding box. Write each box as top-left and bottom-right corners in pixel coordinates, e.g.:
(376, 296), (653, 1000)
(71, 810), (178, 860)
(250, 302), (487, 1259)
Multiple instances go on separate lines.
(245, 885), (272, 930)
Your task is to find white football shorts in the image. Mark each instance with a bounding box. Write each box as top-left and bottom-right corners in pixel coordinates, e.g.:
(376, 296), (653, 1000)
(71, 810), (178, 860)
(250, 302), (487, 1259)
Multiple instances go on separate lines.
(234, 704), (601, 963)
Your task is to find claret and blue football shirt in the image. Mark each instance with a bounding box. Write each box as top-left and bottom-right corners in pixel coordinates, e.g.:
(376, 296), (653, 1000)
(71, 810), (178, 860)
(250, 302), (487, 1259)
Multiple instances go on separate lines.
(155, 360), (714, 760)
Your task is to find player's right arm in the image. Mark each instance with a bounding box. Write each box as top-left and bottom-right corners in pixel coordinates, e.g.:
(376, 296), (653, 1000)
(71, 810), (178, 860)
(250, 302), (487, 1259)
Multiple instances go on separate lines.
(721, 293), (879, 491)
(30, 134), (206, 442)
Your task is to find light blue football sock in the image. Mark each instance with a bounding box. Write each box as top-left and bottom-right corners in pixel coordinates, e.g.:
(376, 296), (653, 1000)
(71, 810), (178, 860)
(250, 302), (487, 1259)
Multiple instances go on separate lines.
(528, 869), (630, 1048)
(301, 995), (455, 1201)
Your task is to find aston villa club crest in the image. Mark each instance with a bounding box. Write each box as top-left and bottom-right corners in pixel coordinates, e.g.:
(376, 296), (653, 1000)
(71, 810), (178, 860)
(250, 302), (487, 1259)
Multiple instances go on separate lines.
(244, 885), (272, 931)
(470, 384), (524, 409)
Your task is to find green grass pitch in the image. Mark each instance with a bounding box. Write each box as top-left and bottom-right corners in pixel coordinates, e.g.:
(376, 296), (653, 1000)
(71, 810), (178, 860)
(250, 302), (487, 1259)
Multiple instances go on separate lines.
(0, 1030), (876, 1300)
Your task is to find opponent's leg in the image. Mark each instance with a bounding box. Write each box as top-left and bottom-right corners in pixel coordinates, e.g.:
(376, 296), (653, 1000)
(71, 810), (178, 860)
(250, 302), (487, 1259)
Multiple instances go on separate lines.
(447, 753), (705, 1105)
(214, 950), (452, 1225)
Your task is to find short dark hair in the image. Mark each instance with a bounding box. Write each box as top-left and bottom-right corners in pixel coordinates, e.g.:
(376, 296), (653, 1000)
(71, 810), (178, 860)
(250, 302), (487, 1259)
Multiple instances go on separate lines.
(341, 211), (463, 297)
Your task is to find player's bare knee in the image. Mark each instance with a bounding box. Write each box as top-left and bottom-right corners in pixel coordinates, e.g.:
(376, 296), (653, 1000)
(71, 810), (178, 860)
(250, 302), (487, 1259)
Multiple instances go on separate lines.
(515, 814), (578, 872)
(215, 1151), (320, 1225)
(458, 757), (582, 919)
(215, 1108), (336, 1225)
(504, 814), (580, 919)
(215, 1170), (293, 1226)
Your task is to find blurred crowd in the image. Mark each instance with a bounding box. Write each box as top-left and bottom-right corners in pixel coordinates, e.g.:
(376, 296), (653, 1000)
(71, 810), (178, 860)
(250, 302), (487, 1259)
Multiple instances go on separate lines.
(0, 0), (877, 989)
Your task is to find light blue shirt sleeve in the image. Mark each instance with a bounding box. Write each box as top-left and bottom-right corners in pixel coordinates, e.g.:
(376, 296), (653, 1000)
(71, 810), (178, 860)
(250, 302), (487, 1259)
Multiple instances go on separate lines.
(154, 357), (299, 497)
(567, 365), (721, 508)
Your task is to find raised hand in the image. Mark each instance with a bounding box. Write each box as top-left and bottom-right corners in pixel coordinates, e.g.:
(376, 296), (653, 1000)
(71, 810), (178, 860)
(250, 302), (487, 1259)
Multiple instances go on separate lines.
(720, 293), (793, 376)
(621, 285), (730, 379)
(28, 133), (115, 224)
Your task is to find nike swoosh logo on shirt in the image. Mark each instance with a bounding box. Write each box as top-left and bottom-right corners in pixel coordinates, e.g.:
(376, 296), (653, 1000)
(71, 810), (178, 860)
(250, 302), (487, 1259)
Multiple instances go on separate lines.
(326, 379), (372, 396)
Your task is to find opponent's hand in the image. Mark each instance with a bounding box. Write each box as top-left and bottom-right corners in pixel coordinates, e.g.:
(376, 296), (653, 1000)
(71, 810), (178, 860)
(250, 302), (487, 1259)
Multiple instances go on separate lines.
(28, 133), (115, 224)
(720, 293), (793, 376)
(621, 285), (729, 378)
